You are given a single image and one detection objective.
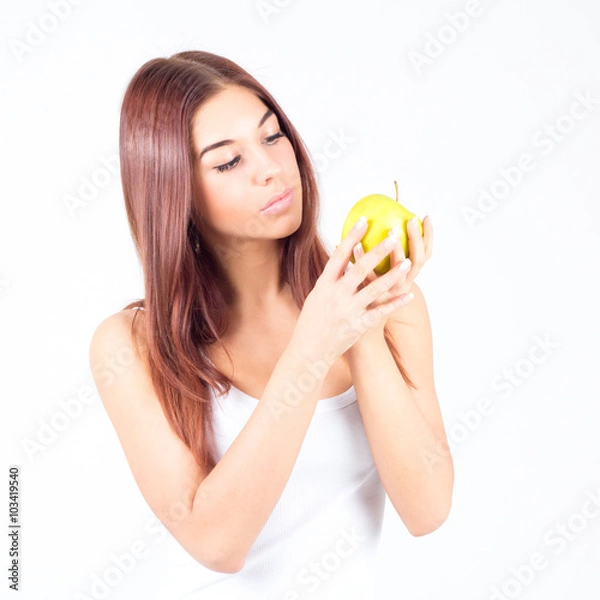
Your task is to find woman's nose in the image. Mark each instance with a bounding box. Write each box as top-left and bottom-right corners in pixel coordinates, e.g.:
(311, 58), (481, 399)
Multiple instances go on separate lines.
(253, 148), (283, 183)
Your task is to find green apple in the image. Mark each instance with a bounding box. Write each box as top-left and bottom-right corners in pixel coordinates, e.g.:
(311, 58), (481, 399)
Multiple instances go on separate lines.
(341, 181), (423, 276)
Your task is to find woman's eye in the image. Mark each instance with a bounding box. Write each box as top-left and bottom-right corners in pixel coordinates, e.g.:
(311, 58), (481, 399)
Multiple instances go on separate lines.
(265, 132), (285, 144)
(215, 156), (240, 173)
(214, 132), (286, 174)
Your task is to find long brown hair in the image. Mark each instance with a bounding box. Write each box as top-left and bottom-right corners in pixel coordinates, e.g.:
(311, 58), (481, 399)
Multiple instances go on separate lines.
(118, 50), (414, 473)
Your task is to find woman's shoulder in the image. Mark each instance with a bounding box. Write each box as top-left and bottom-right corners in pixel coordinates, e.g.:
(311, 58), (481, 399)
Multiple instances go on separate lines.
(97, 305), (146, 332)
(89, 307), (148, 367)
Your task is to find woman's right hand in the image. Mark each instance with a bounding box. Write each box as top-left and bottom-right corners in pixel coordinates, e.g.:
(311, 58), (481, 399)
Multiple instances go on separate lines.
(292, 217), (411, 365)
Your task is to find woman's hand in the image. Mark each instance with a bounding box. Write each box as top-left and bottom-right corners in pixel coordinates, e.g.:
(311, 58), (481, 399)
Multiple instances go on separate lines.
(292, 217), (426, 365)
(352, 215), (433, 311)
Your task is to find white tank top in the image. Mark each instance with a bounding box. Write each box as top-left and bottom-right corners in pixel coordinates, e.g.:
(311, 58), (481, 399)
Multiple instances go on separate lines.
(156, 382), (386, 600)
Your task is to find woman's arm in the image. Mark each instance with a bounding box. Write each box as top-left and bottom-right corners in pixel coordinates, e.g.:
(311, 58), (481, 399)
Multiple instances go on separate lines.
(89, 310), (331, 574)
(345, 282), (454, 536)
(188, 334), (331, 571)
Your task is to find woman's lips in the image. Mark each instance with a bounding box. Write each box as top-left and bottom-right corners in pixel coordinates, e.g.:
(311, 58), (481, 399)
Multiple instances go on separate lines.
(261, 189), (293, 214)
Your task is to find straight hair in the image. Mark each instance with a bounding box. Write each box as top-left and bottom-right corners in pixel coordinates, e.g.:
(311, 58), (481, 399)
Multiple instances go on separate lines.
(118, 50), (414, 473)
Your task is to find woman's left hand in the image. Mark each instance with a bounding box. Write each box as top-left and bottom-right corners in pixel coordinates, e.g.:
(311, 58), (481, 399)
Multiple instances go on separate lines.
(352, 215), (433, 307)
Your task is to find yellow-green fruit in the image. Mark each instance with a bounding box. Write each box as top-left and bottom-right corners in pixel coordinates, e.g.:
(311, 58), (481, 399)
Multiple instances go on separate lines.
(341, 186), (423, 276)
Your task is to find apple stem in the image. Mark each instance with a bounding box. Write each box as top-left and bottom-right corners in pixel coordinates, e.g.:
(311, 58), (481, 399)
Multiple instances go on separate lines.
(393, 180), (398, 203)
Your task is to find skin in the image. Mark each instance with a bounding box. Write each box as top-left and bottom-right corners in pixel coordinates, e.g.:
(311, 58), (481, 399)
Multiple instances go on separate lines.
(190, 85), (303, 323)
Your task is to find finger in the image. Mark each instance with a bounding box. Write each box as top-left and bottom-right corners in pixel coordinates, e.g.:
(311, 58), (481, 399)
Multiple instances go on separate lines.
(389, 226), (405, 266)
(407, 217), (424, 269)
(387, 257), (412, 297)
(352, 242), (376, 288)
(382, 226), (406, 296)
(325, 216), (368, 280)
(344, 230), (399, 289)
(354, 251), (411, 308)
(350, 293), (406, 338)
(423, 215), (433, 259)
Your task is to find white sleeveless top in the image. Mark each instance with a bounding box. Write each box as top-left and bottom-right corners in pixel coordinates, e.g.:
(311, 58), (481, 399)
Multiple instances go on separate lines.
(155, 382), (386, 600)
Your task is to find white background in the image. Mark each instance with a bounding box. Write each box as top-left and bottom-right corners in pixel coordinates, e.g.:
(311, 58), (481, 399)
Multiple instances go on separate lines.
(2, 0), (600, 598)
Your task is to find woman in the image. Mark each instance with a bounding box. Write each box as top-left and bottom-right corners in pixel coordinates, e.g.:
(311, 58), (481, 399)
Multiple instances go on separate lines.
(89, 50), (453, 599)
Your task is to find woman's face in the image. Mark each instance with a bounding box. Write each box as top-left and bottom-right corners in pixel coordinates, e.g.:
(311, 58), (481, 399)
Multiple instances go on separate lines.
(190, 85), (303, 248)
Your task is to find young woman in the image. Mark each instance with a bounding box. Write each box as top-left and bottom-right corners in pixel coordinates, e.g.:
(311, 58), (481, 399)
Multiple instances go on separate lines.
(89, 50), (453, 599)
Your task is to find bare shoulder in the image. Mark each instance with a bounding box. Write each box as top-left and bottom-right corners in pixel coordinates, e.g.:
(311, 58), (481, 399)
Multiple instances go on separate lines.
(87, 307), (220, 567)
(89, 308), (148, 378)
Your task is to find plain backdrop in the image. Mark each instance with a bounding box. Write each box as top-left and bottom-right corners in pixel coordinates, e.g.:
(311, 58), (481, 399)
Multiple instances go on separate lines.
(2, 0), (600, 598)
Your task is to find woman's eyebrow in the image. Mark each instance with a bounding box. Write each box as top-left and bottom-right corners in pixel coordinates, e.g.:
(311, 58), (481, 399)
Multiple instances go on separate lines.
(197, 108), (274, 160)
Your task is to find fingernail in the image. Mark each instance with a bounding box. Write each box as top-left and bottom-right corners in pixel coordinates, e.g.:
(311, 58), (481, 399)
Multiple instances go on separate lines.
(394, 292), (414, 306)
(399, 259), (411, 271)
(410, 217), (419, 227)
(385, 235), (398, 248)
(388, 226), (399, 237)
(356, 216), (367, 229)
